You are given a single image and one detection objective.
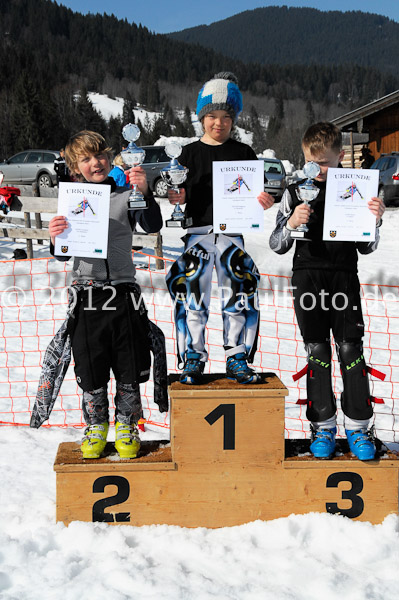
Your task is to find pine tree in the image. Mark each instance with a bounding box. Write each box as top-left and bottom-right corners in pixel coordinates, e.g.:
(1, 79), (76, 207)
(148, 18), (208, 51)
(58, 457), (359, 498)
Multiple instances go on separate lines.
(147, 70), (161, 111)
(183, 106), (195, 137)
(165, 104), (176, 125)
(173, 117), (189, 137)
(139, 114), (153, 145)
(267, 96), (284, 141)
(305, 99), (315, 126)
(152, 117), (172, 141)
(11, 72), (44, 151)
(139, 67), (149, 107)
(74, 88), (106, 133)
(107, 115), (124, 152)
(122, 93), (136, 125)
(249, 105), (266, 153)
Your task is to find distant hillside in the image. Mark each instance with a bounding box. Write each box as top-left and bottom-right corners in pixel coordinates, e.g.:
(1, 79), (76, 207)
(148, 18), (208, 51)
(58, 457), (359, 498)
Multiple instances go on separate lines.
(170, 6), (399, 76)
(1, 0), (398, 161)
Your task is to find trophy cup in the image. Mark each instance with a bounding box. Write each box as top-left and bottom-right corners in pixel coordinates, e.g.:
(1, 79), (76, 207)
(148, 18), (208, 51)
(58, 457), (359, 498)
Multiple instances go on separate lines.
(290, 161), (320, 240)
(161, 141), (189, 228)
(121, 123), (147, 210)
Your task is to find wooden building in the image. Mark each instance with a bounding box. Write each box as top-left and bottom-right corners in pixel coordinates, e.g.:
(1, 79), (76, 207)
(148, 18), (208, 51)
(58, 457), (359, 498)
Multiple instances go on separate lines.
(332, 90), (399, 165)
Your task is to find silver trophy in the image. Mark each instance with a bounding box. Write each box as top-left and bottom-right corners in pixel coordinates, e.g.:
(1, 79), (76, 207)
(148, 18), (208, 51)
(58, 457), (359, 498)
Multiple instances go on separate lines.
(290, 161), (321, 240)
(121, 123), (147, 210)
(161, 141), (189, 228)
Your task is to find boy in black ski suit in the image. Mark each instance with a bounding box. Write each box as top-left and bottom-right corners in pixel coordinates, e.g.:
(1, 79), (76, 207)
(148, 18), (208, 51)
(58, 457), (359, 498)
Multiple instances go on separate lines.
(48, 130), (164, 459)
(166, 72), (274, 384)
(269, 122), (385, 460)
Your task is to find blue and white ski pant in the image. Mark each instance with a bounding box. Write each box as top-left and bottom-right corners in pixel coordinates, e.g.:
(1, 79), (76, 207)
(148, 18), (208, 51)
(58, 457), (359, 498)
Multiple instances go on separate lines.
(166, 231), (260, 364)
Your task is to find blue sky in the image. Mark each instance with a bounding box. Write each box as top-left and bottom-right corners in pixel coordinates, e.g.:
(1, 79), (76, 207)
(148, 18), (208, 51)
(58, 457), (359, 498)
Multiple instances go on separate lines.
(59, 0), (399, 32)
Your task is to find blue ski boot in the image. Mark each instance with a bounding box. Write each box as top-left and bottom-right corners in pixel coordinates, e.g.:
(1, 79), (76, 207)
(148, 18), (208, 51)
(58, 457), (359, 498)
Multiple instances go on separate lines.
(226, 352), (260, 384)
(180, 352), (205, 384)
(345, 428), (376, 461)
(309, 426), (336, 459)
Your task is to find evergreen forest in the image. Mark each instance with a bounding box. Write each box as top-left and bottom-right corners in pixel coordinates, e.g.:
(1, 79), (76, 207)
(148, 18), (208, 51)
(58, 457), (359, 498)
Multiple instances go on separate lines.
(1, 0), (398, 164)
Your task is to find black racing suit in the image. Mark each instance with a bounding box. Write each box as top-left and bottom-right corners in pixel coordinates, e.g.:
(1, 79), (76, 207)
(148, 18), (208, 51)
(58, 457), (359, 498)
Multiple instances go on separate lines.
(269, 180), (381, 424)
(51, 178), (163, 424)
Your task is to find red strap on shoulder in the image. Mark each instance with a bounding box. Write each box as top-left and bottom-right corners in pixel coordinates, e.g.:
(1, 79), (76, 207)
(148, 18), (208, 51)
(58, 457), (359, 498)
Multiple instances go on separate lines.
(292, 365), (308, 382)
(296, 398), (308, 405)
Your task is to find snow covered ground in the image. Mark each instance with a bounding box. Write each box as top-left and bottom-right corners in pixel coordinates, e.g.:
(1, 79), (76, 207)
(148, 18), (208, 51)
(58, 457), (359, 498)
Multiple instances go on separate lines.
(1, 199), (399, 599)
(2, 426), (399, 599)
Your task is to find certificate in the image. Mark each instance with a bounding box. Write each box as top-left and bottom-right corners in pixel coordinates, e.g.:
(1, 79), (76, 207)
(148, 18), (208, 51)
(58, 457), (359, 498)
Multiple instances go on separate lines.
(55, 182), (110, 258)
(323, 168), (378, 242)
(212, 160), (264, 233)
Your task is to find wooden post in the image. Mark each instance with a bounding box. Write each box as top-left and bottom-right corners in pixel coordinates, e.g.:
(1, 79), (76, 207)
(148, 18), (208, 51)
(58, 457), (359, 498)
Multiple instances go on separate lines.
(35, 213), (44, 244)
(23, 212), (33, 258)
(54, 373), (399, 527)
(350, 130), (355, 168)
(31, 182), (43, 245)
(154, 232), (164, 270)
(132, 232), (164, 270)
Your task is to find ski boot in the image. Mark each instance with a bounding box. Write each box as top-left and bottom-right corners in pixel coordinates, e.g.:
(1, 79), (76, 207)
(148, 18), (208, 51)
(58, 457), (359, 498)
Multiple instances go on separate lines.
(115, 421), (141, 459)
(180, 352), (205, 384)
(226, 352), (260, 384)
(309, 426), (336, 459)
(81, 422), (109, 459)
(345, 428), (376, 461)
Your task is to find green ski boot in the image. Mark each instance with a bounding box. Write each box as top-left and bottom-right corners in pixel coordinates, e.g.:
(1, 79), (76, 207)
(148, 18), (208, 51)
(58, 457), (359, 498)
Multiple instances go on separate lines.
(115, 421), (141, 459)
(81, 422), (109, 459)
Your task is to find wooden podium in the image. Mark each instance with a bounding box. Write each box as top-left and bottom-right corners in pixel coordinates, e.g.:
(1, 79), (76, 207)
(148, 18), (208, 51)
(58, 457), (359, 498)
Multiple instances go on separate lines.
(54, 374), (399, 526)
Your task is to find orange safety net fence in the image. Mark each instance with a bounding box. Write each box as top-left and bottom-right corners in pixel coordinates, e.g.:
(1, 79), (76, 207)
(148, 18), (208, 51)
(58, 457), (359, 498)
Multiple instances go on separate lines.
(1, 253), (398, 440)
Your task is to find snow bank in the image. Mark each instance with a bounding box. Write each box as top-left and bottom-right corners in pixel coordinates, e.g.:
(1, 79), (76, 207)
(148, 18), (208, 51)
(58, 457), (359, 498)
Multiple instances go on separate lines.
(282, 159), (295, 176)
(236, 126), (253, 146)
(257, 150), (296, 178)
(154, 135), (198, 147)
(1, 427), (399, 599)
(88, 92), (124, 120)
(87, 92), (161, 127)
(258, 148), (277, 159)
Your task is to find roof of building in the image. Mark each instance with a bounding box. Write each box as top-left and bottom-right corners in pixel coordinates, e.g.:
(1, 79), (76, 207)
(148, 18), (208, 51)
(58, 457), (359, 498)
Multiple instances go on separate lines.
(332, 89), (399, 129)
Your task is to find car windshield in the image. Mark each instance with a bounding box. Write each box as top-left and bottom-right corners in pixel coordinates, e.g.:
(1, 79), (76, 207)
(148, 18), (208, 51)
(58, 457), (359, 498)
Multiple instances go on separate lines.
(370, 159), (381, 169)
(264, 161), (282, 174)
(9, 152), (28, 164)
(143, 149), (161, 164)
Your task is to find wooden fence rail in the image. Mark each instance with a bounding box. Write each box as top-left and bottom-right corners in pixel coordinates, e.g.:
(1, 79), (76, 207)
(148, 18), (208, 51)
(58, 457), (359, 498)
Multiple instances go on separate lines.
(0, 196), (164, 268)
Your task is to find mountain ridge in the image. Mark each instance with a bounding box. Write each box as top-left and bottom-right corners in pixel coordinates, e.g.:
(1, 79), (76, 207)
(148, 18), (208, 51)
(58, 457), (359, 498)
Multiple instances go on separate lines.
(169, 6), (399, 75)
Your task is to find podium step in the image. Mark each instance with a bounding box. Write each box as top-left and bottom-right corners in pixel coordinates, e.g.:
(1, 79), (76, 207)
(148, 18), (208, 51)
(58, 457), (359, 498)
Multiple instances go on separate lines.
(55, 440), (175, 472)
(284, 438), (399, 466)
(54, 374), (399, 526)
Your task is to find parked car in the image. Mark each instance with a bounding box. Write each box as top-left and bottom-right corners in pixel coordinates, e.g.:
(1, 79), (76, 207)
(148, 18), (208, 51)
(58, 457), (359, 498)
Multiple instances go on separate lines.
(139, 145), (170, 198)
(260, 158), (286, 201)
(370, 152), (399, 206)
(0, 149), (60, 188)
